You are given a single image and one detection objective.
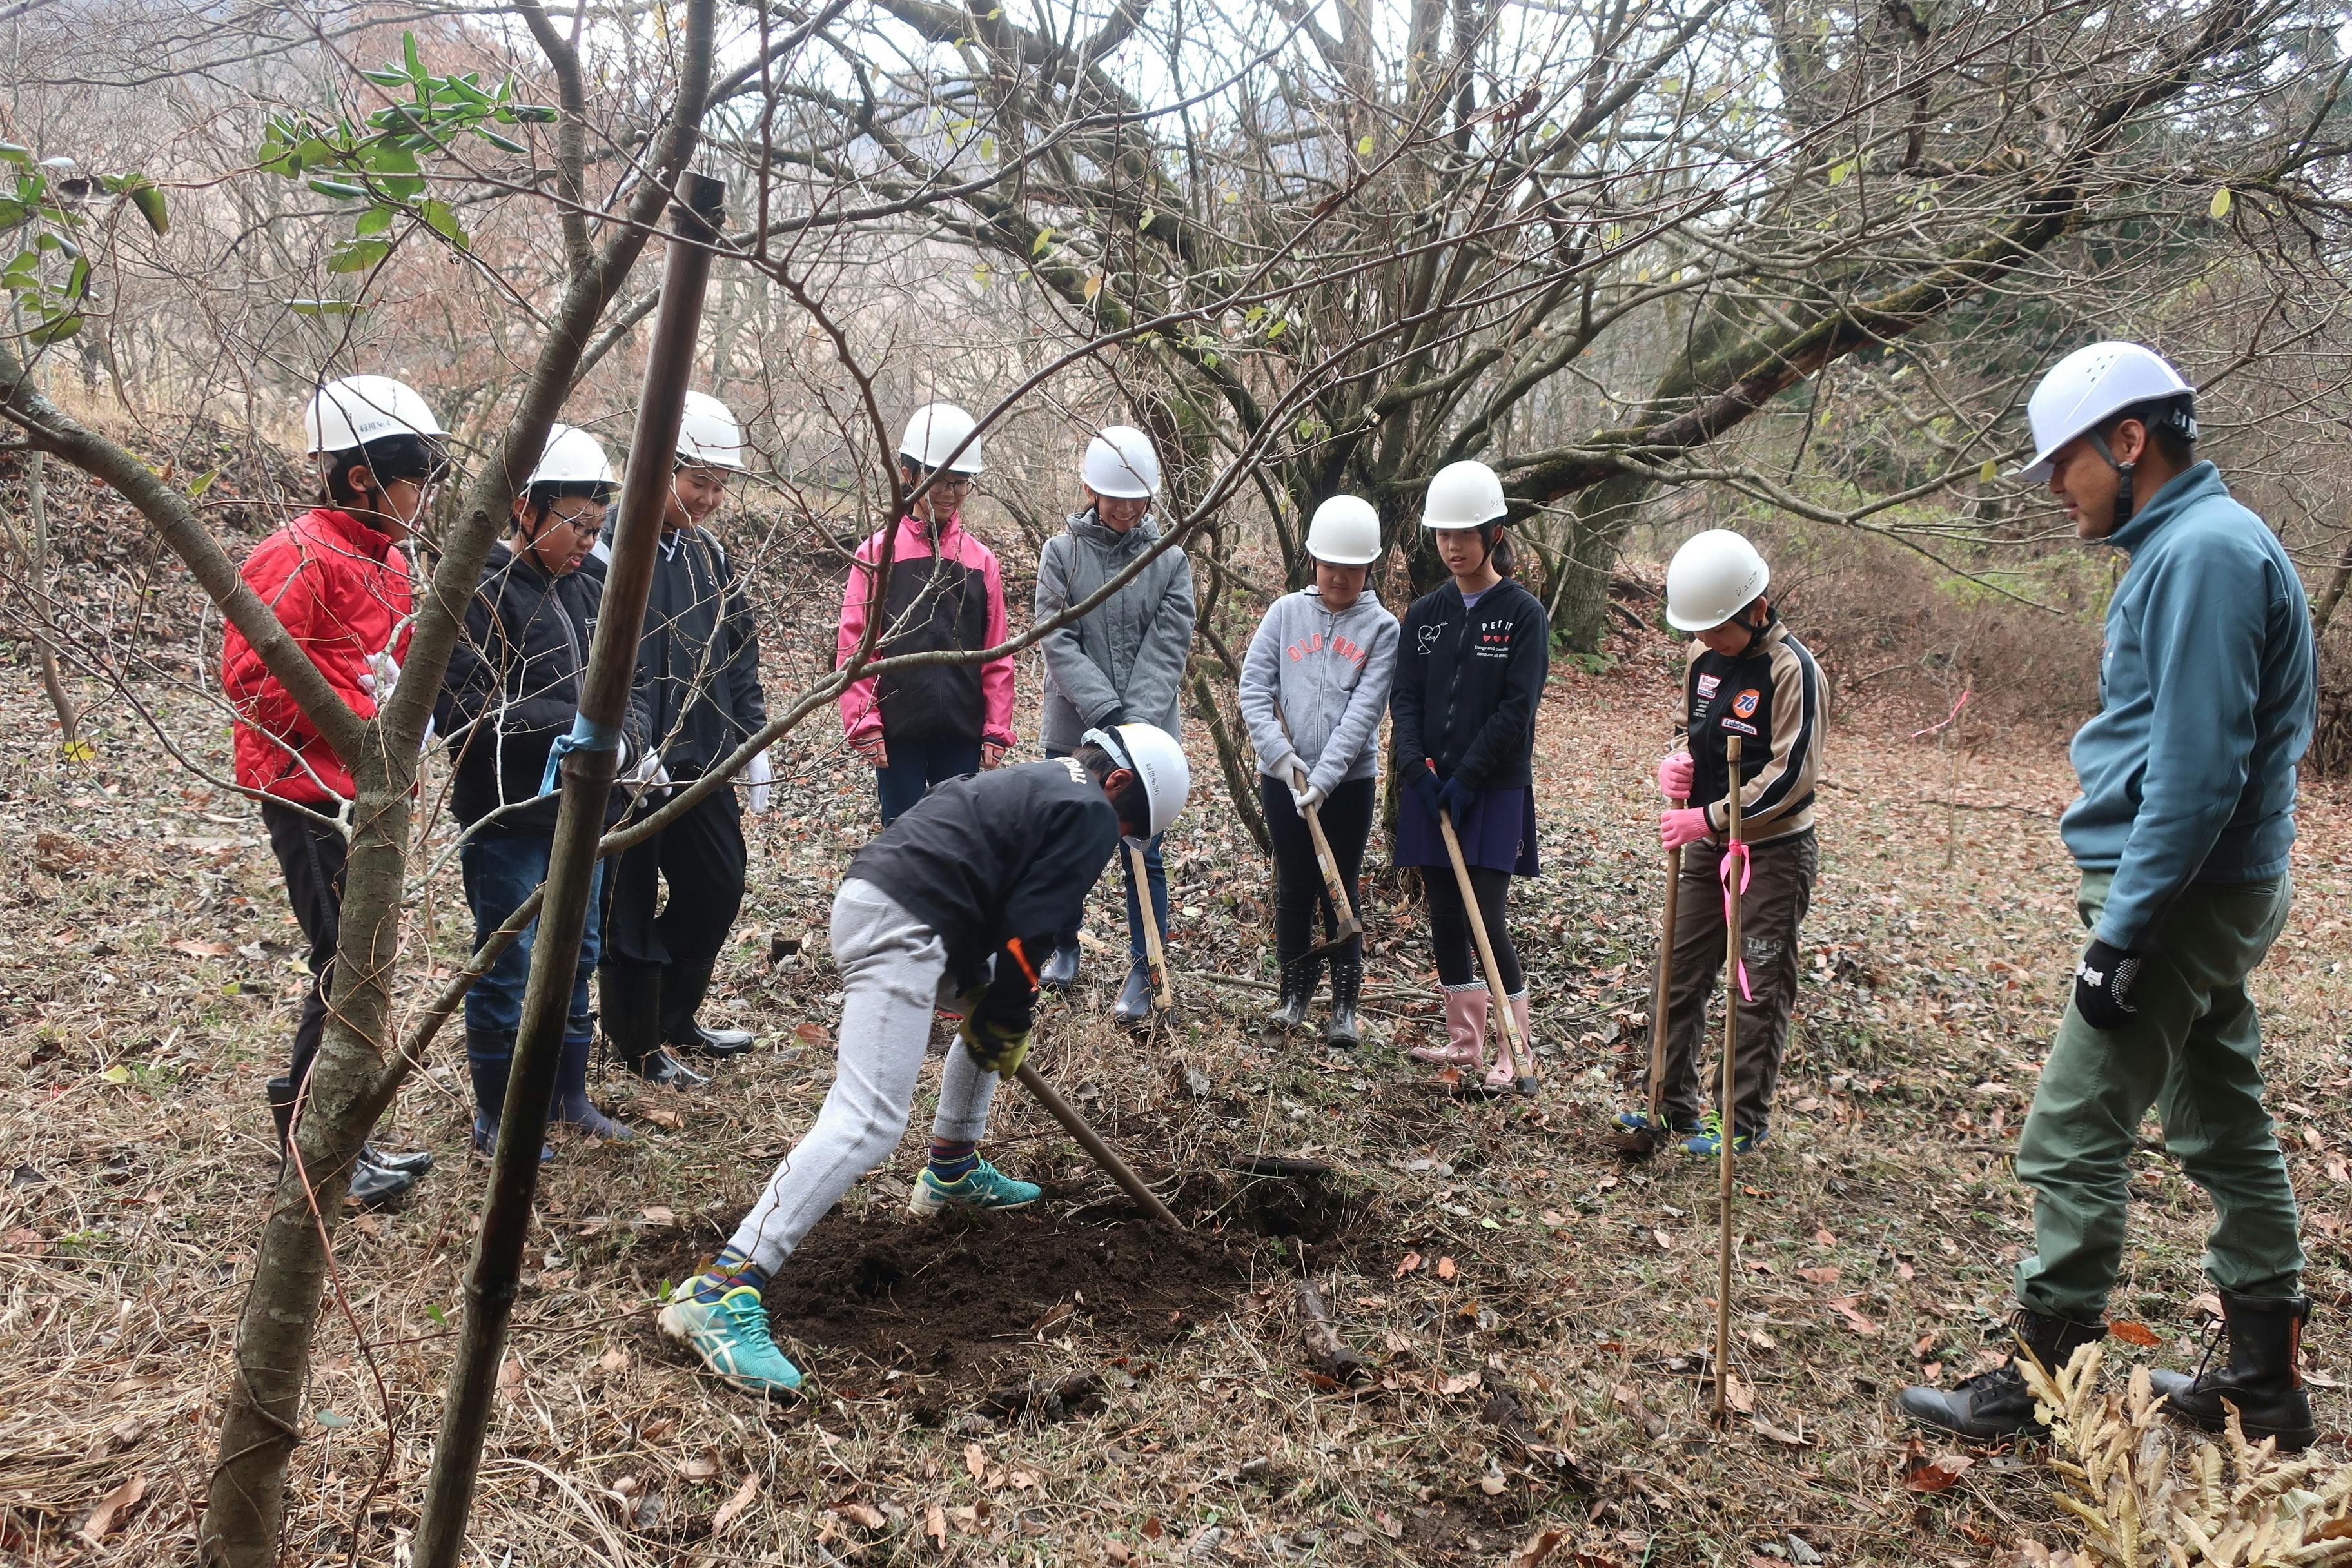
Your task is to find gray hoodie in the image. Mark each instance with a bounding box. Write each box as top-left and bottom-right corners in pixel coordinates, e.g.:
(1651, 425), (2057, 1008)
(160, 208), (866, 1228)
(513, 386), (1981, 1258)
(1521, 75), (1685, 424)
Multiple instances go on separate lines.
(1239, 586), (1400, 797)
(1035, 508), (1197, 752)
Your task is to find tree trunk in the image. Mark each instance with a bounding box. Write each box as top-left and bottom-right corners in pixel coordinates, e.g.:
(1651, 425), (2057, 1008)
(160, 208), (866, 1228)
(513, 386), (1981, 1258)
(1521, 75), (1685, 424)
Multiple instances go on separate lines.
(2309, 523), (2352, 639)
(201, 769), (413, 1568)
(1548, 473), (1652, 652)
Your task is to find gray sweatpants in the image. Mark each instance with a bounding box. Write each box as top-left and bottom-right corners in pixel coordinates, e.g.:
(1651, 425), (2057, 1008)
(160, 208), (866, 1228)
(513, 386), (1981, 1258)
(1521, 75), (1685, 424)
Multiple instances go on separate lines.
(725, 877), (1001, 1273)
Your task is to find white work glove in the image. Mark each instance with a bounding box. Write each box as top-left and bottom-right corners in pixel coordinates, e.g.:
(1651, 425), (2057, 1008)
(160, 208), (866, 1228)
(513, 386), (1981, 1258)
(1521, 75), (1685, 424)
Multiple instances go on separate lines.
(358, 651), (401, 698)
(622, 748), (672, 797)
(1290, 781), (1325, 815)
(746, 750), (773, 814)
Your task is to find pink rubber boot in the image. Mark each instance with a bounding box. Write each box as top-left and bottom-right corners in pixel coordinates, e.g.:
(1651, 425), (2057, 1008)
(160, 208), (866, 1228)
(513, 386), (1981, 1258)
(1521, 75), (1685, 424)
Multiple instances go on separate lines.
(1484, 992), (1534, 1092)
(1412, 988), (1487, 1068)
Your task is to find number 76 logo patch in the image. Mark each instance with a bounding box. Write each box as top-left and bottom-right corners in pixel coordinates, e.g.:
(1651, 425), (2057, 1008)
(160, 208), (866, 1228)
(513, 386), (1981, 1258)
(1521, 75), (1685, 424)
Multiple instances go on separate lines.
(1732, 688), (1761, 719)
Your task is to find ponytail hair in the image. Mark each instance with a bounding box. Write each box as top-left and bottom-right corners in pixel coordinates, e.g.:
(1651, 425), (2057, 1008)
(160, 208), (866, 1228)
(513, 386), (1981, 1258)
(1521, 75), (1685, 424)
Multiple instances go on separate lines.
(1482, 522), (1517, 578)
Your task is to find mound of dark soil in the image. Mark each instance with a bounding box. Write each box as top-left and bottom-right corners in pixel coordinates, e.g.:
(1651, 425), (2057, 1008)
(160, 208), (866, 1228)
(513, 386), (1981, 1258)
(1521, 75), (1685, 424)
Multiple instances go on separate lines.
(756, 1206), (1250, 1397)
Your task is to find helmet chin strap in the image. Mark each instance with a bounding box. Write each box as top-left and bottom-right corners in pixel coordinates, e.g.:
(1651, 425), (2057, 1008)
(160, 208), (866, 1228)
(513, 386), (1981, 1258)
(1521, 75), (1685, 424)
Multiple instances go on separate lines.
(2083, 428), (2134, 535)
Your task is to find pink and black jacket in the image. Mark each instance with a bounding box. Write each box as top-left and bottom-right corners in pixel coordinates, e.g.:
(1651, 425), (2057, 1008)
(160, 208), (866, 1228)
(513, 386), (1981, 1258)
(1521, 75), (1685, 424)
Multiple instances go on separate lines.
(836, 513), (1017, 751)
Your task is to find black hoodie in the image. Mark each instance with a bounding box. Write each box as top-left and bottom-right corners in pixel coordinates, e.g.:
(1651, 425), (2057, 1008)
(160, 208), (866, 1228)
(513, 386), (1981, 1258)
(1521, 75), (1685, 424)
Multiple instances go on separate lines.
(1390, 578), (1550, 792)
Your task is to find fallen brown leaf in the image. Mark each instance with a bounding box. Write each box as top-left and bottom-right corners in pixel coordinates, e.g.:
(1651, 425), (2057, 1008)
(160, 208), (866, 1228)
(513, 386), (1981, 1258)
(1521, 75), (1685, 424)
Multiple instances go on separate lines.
(1722, 1371), (1755, 1414)
(964, 1441), (986, 1481)
(78, 1475), (146, 1547)
(170, 939), (234, 958)
(2106, 1318), (2160, 1348)
(711, 1472), (760, 1533)
(1827, 1297), (1879, 1336)
(1798, 1266), (1841, 1284)
(832, 1500), (886, 1530)
(1752, 1416), (1810, 1447)
(925, 1503), (947, 1548)
(1904, 1452), (1974, 1493)
(1506, 1527), (1565, 1568)
(1395, 1251), (1423, 1279)
(1435, 1255), (1457, 1280)
(678, 1453), (718, 1480)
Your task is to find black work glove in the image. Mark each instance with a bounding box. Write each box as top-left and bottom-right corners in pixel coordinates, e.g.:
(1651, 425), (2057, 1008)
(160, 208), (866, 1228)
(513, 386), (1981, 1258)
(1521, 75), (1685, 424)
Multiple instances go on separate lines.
(1095, 704), (1128, 730)
(2072, 938), (2141, 1031)
(1407, 764), (1444, 815)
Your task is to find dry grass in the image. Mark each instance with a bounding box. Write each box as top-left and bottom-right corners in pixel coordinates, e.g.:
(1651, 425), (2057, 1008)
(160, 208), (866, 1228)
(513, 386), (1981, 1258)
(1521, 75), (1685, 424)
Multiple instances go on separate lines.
(1, 605), (2347, 1568)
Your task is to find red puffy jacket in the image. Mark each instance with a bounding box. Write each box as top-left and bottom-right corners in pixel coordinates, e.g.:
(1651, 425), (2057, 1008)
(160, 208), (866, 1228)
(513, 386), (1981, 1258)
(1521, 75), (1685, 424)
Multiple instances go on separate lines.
(222, 507), (413, 804)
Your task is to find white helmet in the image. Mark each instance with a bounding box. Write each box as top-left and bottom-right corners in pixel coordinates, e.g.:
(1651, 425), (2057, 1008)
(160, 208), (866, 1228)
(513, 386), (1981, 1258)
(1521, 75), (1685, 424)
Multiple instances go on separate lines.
(899, 402), (985, 474)
(2015, 342), (2195, 482)
(1083, 424), (1162, 499)
(1421, 460), (1507, 529)
(1083, 721), (1191, 839)
(1305, 495), (1382, 565)
(306, 375), (444, 454)
(525, 423), (616, 491)
(1664, 529), (1770, 632)
(678, 390), (746, 472)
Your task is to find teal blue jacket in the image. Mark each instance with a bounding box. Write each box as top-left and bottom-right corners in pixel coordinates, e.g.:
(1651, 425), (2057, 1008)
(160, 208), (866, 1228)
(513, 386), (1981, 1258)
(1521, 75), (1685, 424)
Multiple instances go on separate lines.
(2060, 463), (2315, 947)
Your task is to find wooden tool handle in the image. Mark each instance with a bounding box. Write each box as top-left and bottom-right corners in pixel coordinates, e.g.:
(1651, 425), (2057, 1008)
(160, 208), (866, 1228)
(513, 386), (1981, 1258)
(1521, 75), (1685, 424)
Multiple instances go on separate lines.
(1289, 764), (1360, 932)
(1435, 807), (1529, 1082)
(1127, 839), (1171, 1010)
(1712, 736), (1743, 1419)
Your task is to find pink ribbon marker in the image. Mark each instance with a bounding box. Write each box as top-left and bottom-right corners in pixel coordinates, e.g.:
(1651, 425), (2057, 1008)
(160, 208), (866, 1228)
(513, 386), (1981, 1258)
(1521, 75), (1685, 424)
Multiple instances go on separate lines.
(1719, 841), (1754, 1001)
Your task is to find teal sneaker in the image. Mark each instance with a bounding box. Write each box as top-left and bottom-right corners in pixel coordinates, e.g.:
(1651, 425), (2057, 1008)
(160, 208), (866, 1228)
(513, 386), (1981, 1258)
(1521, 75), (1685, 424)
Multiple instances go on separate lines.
(1680, 1110), (1767, 1157)
(656, 1285), (803, 1398)
(1614, 1110), (1700, 1137)
(908, 1158), (1042, 1217)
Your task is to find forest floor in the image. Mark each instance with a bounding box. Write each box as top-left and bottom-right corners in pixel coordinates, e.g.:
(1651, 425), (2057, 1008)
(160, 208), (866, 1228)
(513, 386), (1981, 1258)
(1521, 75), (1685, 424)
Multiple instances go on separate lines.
(1, 610), (2348, 1568)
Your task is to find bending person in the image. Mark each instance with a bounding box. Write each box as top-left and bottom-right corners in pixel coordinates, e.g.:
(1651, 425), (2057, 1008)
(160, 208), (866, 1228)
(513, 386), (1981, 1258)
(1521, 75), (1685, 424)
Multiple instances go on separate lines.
(660, 723), (1191, 1398)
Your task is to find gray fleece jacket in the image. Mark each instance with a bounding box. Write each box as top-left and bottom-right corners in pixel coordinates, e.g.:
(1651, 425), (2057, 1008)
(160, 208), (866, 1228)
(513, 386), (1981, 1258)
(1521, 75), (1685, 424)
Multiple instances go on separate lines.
(1035, 508), (1197, 752)
(1239, 587), (1400, 797)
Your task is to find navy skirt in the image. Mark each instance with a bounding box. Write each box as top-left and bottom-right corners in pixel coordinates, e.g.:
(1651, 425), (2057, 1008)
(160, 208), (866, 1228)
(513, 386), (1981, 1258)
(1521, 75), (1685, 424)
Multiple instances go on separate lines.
(1393, 784), (1538, 876)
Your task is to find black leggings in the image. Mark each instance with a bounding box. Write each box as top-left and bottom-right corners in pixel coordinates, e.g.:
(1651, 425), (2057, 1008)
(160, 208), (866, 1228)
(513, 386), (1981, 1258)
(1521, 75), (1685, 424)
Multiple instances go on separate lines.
(1260, 774), (1375, 965)
(1426, 864), (1524, 995)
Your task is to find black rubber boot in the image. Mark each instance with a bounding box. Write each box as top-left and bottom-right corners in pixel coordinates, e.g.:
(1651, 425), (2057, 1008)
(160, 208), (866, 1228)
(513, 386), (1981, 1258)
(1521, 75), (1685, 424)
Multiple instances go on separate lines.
(1898, 1308), (2106, 1441)
(551, 1034), (634, 1144)
(1265, 957), (1320, 1030)
(1041, 943), (1080, 991)
(2148, 1291), (2317, 1450)
(466, 1029), (552, 1162)
(267, 1074), (299, 1150)
(661, 961), (752, 1056)
(1325, 959), (1363, 1047)
(1115, 961), (1153, 1023)
(603, 965), (709, 1088)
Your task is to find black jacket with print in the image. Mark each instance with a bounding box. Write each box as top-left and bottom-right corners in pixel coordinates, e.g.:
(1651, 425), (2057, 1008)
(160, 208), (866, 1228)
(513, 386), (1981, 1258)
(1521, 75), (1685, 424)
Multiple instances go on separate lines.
(582, 524), (767, 779)
(1390, 578), (1550, 791)
(1682, 618), (1824, 845)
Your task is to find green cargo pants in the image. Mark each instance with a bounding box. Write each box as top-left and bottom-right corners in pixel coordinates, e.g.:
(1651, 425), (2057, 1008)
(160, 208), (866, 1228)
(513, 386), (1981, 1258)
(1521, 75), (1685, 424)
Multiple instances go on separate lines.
(2012, 870), (2302, 1322)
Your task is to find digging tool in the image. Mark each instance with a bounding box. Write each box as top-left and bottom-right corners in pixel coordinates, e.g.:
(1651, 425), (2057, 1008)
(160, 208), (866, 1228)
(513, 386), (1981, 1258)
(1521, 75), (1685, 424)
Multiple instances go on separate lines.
(1712, 734), (1744, 1422)
(1014, 1062), (1183, 1232)
(1127, 839), (1172, 1012)
(1275, 703), (1364, 963)
(1610, 779), (1687, 1159)
(1433, 785), (1537, 1097)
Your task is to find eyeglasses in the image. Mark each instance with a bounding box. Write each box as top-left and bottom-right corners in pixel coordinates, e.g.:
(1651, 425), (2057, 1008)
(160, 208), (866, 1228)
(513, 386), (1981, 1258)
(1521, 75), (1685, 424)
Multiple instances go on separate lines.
(545, 509), (603, 536)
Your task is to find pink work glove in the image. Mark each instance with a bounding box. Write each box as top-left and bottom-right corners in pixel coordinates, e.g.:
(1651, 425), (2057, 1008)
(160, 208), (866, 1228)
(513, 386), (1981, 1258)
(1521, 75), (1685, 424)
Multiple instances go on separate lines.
(1659, 807), (1712, 850)
(981, 741), (1008, 770)
(1655, 750), (1694, 800)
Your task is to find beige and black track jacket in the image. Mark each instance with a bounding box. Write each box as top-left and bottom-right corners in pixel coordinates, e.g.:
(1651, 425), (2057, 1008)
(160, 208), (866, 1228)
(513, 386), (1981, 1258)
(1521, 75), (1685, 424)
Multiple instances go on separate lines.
(1681, 620), (1825, 846)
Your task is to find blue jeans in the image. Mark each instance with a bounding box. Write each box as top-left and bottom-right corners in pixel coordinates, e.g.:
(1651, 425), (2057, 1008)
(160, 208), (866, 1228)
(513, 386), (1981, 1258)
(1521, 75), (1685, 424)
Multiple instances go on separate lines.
(460, 828), (603, 1045)
(1046, 747), (1168, 966)
(876, 736), (984, 825)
